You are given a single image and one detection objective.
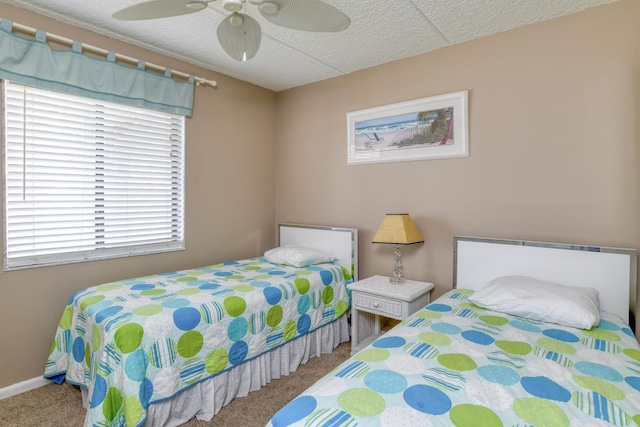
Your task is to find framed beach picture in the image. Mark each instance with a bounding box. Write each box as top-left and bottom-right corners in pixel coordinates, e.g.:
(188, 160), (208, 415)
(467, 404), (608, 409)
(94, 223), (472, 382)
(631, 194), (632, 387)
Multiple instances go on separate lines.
(346, 90), (469, 165)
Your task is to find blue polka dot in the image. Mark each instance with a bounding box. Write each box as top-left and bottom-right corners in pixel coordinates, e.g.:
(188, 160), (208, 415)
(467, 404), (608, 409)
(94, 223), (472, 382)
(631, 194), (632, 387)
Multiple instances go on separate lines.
(90, 375), (108, 408)
(131, 283), (155, 291)
(364, 370), (407, 394)
(478, 365), (520, 386)
(622, 328), (635, 339)
(215, 271), (233, 277)
(263, 287), (282, 305)
(542, 329), (579, 343)
(223, 261), (239, 266)
(125, 349), (148, 382)
(173, 307), (201, 331)
(575, 362), (623, 382)
(297, 315), (311, 335)
(595, 320), (620, 331)
(139, 378), (153, 408)
(228, 317), (248, 341)
(431, 322), (462, 335)
(373, 336), (406, 348)
(95, 305), (123, 323)
(269, 270), (286, 276)
(271, 396), (317, 426)
(404, 385), (451, 415)
(521, 376), (570, 402)
(510, 320), (541, 333)
(72, 337), (85, 362)
(427, 304), (452, 312)
(162, 298), (190, 309)
(462, 330), (494, 345)
(86, 300), (114, 316)
(250, 281), (271, 288)
(199, 283), (220, 290)
(298, 295), (310, 315)
(320, 270), (333, 285)
(625, 376), (640, 392)
(229, 341), (249, 365)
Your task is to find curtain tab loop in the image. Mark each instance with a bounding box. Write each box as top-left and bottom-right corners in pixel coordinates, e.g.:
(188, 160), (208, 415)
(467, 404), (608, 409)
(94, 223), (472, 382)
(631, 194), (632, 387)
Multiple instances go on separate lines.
(35, 30), (47, 43)
(72, 41), (82, 53)
(164, 68), (172, 77)
(137, 60), (145, 71)
(0, 19), (13, 32)
(107, 51), (116, 62)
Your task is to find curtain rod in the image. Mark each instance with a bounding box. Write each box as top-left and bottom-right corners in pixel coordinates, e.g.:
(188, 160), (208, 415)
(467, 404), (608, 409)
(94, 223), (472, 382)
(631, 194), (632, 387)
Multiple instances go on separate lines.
(1, 18), (217, 88)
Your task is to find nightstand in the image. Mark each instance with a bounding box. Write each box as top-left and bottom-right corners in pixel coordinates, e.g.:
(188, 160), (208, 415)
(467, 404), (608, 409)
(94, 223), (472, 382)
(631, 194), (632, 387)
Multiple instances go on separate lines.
(348, 275), (435, 355)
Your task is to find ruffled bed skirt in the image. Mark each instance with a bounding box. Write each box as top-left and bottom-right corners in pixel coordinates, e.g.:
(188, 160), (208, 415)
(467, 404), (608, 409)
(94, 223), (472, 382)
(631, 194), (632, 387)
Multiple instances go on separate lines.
(81, 316), (350, 426)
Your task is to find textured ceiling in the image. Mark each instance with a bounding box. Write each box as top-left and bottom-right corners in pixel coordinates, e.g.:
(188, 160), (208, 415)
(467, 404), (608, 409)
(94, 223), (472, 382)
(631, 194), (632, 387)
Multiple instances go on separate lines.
(1, 0), (616, 92)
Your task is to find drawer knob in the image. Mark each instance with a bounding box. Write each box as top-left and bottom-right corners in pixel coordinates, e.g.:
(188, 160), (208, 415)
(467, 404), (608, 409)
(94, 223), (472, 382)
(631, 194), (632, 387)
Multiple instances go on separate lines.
(373, 301), (379, 308)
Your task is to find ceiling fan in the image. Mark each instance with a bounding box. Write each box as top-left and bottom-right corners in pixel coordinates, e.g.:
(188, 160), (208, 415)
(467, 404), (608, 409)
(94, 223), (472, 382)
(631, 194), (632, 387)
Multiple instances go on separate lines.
(112, 0), (351, 62)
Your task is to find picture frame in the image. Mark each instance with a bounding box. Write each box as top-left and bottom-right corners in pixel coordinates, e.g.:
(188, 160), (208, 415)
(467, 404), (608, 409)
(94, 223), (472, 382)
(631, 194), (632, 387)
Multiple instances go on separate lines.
(346, 90), (469, 165)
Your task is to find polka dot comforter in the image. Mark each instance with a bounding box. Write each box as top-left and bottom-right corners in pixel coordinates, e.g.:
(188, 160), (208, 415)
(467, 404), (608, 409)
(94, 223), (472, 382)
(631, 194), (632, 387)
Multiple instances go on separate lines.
(44, 258), (352, 427)
(269, 289), (640, 427)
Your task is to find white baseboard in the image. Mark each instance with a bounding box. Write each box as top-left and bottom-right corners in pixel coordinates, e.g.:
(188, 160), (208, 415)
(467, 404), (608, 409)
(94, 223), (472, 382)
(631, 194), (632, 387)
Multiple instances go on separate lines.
(0, 377), (49, 400)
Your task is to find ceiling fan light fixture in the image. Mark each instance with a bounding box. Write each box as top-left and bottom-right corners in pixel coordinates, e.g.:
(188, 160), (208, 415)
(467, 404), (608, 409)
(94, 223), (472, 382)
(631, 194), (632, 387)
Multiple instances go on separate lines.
(223, 0), (243, 12)
(185, 1), (207, 10)
(259, 2), (279, 15)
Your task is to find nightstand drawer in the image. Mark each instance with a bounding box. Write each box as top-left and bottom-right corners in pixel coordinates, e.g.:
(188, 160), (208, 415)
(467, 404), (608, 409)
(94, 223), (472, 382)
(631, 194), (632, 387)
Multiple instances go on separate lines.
(353, 293), (403, 318)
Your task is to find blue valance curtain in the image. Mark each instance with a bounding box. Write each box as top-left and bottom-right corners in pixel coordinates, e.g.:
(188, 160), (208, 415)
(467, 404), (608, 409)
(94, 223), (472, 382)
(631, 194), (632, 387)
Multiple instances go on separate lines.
(0, 19), (194, 116)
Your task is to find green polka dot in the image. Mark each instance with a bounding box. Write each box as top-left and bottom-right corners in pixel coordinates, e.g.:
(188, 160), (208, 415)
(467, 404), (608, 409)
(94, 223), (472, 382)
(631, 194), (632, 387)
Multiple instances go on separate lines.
(322, 286), (334, 304)
(232, 285), (254, 293)
(79, 295), (105, 311)
(583, 329), (620, 341)
(341, 266), (352, 282)
(224, 296), (246, 317)
(102, 387), (123, 422)
(537, 338), (576, 355)
(92, 323), (102, 350)
(85, 343), (91, 367)
(295, 278), (310, 294)
(124, 396), (143, 427)
(284, 320), (297, 341)
(415, 310), (442, 319)
(176, 287), (200, 296)
(573, 375), (625, 400)
(244, 266), (261, 271)
(255, 274), (272, 280)
(267, 305), (283, 327)
(132, 304), (163, 316)
(419, 332), (451, 347)
(461, 302), (486, 311)
(634, 415), (640, 426)
(623, 348), (640, 362)
(227, 275), (245, 281)
(49, 340), (56, 356)
(354, 348), (390, 363)
(114, 323), (144, 354)
(438, 353), (477, 371)
(456, 289), (473, 295)
(513, 398), (568, 427)
(205, 348), (229, 374)
(338, 388), (385, 417)
(295, 270), (313, 276)
(495, 340), (532, 355)
(335, 300), (349, 317)
(177, 276), (197, 282)
(140, 289), (166, 296)
(59, 306), (74, 330)
(96, 284), (121, 292)
(479, 315), (509, 326)
(450, 404), (503, 427)
(177, 331), (203, 358)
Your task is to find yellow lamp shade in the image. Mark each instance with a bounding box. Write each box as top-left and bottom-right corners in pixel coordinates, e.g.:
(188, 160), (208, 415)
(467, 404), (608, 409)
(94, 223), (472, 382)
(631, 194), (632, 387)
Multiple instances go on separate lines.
(372, 214), (423, 245)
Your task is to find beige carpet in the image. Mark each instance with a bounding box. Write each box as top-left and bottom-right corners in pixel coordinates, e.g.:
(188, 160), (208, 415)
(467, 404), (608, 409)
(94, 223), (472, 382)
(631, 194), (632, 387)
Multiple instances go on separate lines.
(0, 342), (351, 427)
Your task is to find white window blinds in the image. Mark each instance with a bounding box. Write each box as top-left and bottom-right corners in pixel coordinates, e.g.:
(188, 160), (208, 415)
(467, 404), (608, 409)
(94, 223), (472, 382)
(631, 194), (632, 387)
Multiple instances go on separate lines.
(3, 81), (185, 270)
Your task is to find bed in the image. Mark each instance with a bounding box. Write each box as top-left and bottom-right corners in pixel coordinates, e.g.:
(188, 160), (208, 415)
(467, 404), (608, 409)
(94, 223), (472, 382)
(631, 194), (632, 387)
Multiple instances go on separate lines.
(268, 236), (640, 426)
(43, 223), (358, 427)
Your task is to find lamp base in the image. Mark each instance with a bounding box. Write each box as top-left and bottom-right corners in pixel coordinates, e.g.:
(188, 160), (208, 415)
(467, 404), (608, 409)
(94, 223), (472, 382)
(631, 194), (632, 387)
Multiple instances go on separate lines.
(388, 276), (406, 285)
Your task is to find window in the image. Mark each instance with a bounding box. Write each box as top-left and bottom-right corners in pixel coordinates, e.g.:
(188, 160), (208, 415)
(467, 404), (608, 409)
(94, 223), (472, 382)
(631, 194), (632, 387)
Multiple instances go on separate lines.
(2, 81), (185, 270)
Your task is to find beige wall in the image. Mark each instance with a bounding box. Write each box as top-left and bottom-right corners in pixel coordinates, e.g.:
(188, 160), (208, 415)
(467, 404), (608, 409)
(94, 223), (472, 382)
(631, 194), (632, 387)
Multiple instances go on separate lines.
(0, 5), (277, 388)
(275, 0), (640, 301)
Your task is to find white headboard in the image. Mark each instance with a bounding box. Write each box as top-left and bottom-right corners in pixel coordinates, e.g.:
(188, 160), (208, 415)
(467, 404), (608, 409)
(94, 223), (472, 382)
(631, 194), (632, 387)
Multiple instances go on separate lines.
(279, 223), (358, 280)
(454, 236), (637, 329)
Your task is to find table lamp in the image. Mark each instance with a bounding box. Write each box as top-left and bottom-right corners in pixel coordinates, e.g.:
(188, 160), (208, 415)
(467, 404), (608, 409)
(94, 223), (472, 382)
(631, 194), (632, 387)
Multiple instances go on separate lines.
(372, 213), (424, 284)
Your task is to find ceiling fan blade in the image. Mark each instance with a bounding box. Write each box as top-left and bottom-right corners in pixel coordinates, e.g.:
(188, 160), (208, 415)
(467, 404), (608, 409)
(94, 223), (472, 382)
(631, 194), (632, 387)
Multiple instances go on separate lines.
(112, 0), (209, 21)
(217, 13), (262, 61)
(258, 0), (350, 32)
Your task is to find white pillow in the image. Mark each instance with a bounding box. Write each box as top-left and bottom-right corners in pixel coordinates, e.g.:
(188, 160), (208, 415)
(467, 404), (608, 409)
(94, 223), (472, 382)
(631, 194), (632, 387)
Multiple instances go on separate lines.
(468, 275), (600, 329)
(264, 246), (336, 268)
